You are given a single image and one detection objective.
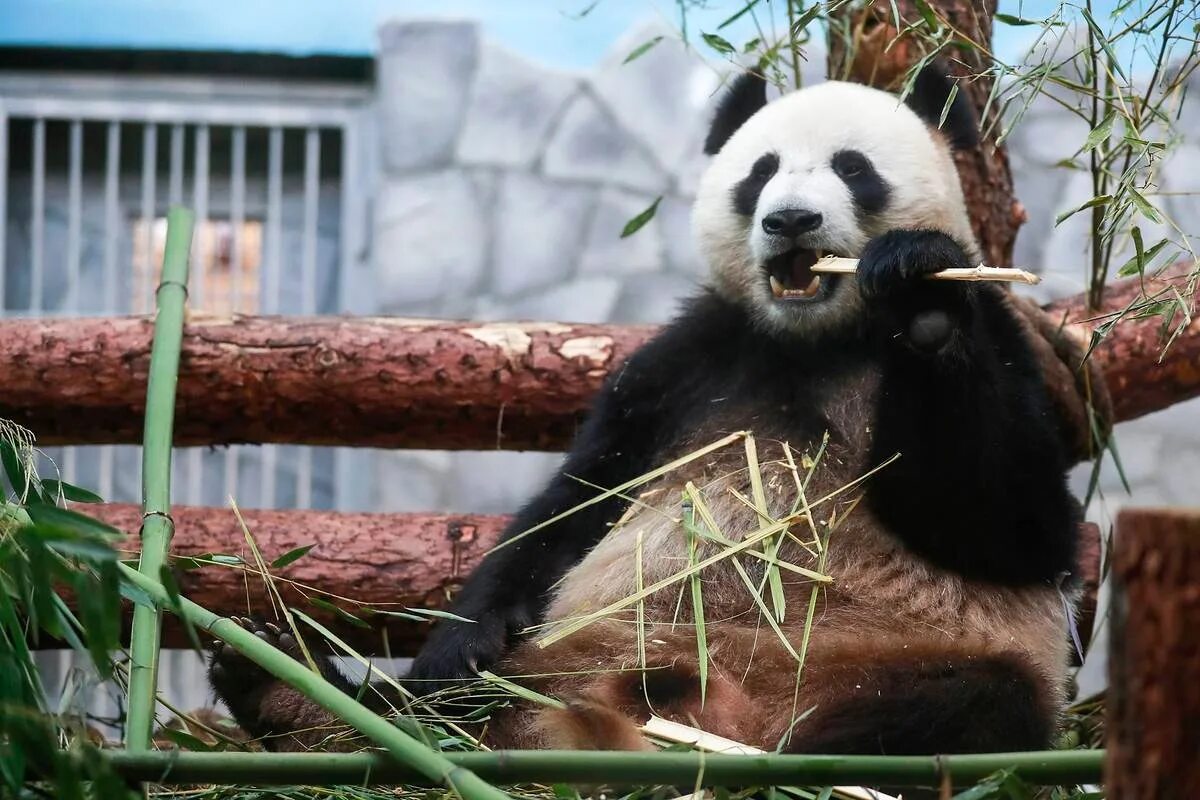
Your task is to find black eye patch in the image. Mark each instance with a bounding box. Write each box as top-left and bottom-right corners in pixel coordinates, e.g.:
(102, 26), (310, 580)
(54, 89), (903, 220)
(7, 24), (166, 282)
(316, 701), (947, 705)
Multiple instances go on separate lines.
(732, 152), (779, 216)
(831, 149), (890, 215)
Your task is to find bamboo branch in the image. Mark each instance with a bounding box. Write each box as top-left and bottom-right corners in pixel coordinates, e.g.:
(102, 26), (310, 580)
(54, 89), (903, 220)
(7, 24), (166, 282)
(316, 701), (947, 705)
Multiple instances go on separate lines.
(125, 206), (193, 752)
(116, 562), (510, 800)
(811, 256), (1041, 285)
(96, 748), (1104, 787)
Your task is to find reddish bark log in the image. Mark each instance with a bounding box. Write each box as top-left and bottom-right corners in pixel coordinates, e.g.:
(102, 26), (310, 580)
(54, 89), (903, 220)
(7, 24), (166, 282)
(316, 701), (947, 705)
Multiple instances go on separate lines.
(0, 270), (1193, 452)
(1107, 508), (1200, 799)
(827, 0), (1022, 267)
(95, 503), (508, 653)
(0, 315), (652, 451)
(1048, 265), (1200, 424)
(55, 505), (1100, 657)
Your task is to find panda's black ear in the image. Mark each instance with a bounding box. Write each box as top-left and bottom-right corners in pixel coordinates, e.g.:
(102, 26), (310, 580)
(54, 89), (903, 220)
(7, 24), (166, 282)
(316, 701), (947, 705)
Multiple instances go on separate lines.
(903, 64), (978, 150)
(704, 71), (768, 155)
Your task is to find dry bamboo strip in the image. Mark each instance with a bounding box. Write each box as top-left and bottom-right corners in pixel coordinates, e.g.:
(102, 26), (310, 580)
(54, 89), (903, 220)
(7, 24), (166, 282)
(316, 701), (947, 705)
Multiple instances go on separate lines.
(813, 256), (1041, 285)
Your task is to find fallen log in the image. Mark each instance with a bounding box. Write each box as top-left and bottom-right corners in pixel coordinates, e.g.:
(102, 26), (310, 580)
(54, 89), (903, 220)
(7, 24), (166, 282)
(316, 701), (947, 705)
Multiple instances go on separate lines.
(98, 503), (508, 654)
(0, 267), (1194, 451)
(54, 504), (1100, 657)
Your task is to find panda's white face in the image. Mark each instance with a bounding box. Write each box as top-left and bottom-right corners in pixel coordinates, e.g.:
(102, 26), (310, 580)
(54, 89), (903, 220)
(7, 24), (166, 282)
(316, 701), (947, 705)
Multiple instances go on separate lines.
(692, 79), (979, 337)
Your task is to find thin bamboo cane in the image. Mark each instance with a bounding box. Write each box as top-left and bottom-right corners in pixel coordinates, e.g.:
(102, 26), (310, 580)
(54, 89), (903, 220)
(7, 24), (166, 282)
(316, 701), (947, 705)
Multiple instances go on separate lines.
(116, 563), (510, 800)
(99, 748), (1104, 787)
(124, 206), (193, 752)
(812, 256), (1041, 285)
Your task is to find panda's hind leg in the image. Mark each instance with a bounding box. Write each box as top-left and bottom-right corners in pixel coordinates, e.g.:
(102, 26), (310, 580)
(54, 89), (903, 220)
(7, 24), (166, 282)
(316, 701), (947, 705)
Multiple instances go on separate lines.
(208, 618), (360, 751)
(788, 651), (1054, 756)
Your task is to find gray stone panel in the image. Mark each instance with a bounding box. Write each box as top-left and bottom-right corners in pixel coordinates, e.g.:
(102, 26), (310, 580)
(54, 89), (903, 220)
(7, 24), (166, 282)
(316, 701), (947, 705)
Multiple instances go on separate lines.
(492, 172), (596, 298)
(577, 188), (664, 276)
(542, 91), (669, 193)
(377, 20), (480, 172)
(457, 42), (580, 168)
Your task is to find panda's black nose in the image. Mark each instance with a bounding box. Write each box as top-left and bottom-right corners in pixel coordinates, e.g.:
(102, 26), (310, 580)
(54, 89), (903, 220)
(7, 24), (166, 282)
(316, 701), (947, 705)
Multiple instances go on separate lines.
(762, 209), (823, 238)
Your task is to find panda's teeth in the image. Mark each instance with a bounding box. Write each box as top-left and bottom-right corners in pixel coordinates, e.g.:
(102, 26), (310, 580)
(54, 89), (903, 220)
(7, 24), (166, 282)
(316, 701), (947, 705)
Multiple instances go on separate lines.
(769, 275), (785, 298)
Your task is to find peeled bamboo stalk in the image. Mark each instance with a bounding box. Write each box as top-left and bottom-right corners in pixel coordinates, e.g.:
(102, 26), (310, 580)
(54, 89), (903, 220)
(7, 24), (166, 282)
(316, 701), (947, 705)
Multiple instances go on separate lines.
(125, 206), (193, 752)
(812, 256), (1042, 285)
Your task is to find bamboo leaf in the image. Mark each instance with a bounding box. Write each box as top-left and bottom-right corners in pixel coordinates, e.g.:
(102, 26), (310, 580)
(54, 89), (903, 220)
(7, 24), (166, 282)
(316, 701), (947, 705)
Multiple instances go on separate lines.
(403, 607), (477, 624)
(24, 504), (121, 542)
(911, 0), (940, 30)
(1128, 189), (1163, 223)
(269, 544), (316, 569)
(1082, 111), (1115, 152)
(718, 0), (762, 29)
(623, 36), (663, 64)
(938, 82), (961, 130)
(39, 480), (104, 504)
(620, 196), (663, 238)
(1055, 194), (1112, 225)
(310, 597), (371, 629)
(701, 32), (737, 55)
(789, 4), (824, 38)
(994, 12), (1041, 26)
(0, 441), (30, 500)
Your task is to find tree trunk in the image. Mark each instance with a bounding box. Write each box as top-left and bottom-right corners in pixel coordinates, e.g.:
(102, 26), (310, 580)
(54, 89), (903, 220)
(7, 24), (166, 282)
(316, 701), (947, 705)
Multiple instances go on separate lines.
(96, 503), (508, 653)
(0, 270), (1192, 451)
(826, 0), (1023, 267)
(1107, 508), (1200, 799)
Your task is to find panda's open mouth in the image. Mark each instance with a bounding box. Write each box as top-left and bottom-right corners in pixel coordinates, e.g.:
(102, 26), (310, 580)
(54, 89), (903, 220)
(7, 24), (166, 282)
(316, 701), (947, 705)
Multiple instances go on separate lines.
(764, 249), (828, 302)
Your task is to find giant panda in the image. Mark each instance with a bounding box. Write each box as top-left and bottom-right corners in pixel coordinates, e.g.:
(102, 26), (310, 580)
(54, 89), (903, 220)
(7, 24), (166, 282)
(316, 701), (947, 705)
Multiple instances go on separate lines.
(209, 63), (1082, 758)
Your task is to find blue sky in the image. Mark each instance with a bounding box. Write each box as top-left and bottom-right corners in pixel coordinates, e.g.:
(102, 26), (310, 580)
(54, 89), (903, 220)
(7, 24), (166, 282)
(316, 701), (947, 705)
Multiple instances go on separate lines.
(0, 1), (1133, 70)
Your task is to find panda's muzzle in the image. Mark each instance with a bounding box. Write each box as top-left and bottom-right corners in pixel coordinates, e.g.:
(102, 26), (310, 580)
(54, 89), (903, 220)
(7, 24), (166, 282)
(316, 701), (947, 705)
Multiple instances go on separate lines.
(765, 248), (827, 301)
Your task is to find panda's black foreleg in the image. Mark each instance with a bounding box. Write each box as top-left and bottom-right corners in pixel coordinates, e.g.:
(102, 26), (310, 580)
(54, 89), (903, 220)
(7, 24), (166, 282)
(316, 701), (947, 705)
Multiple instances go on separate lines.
(858, 228), (1078, 586)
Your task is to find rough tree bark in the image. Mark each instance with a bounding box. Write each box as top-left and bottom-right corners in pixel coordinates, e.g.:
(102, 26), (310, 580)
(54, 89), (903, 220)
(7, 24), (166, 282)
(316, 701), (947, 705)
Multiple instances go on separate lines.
(96, 503), (508, 654)
(1107, 508), (1200, 799)
(827, 0), (1024, 267)
(0, 270), (1193, 451)
(65, 504), (1099, 657)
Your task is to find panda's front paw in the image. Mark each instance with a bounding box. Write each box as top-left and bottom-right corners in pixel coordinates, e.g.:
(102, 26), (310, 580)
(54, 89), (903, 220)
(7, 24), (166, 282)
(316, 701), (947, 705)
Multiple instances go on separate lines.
(856, 229), (972, 302)
(405, 604), (526, 697)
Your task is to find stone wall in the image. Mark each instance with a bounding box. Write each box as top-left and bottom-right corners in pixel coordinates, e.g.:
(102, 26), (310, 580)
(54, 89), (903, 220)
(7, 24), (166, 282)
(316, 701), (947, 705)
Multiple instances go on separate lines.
(369, 17), (1199, 529)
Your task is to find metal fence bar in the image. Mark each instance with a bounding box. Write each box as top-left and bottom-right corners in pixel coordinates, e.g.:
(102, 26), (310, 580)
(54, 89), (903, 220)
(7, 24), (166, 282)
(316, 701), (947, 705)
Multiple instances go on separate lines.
(139, 123), (158, 314)
(188, 125), (211, 507)
(99, 120), (121, 500)
(168, 124), (184, 207)
(260, 125), (284, 508)
(103, 121), (120, 313)
(295, 127), (321, 509)
(225, 125), (248, 505)
(66, 120), (82, 312)
(30, 118), (45, 313)
(1, 96), (358, 129)
(230, 126), (246, 313)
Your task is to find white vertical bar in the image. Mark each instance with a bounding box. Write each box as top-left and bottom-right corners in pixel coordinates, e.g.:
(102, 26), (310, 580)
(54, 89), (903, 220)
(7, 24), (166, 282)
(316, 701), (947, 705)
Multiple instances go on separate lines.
(30, 118), (45, 314)
(226, 126), (247, 505)
(62, 446), (76, 485)
(334, 122), (355, 511)
(0, 110), (8, 310)
(139, 123), (157, 314)
(191, 124), (209, 309)
(265, 126), (283, 314)
(260, 126), (284, 509)
(230, 126), (246, 313)
(189, 126), (210, 507)
(66, 120), (82, 312)
(295, 128), (319, 510)
(103, 121), (120, 313)
(168, 124), (184, 206)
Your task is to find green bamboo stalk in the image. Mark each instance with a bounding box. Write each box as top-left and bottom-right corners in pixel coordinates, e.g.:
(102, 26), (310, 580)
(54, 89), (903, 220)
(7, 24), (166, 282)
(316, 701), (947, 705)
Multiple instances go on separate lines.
(99, 748), (1104, 788)
(116, 562), (510, 800)
(125, 206), (194, 752)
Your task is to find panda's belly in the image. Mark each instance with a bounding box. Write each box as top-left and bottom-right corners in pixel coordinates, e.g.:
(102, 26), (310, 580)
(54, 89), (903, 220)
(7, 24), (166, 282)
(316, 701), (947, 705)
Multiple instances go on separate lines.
(541, 438), (1069, 701)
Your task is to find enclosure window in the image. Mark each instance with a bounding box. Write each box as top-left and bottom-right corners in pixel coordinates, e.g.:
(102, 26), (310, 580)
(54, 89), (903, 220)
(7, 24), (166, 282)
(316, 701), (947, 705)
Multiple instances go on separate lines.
(132, 217), (263, 314)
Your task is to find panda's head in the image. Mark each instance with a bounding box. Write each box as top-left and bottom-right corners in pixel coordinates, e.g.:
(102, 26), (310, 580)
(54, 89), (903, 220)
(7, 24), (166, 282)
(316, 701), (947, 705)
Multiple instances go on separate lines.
(692, 65), (981, 337)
